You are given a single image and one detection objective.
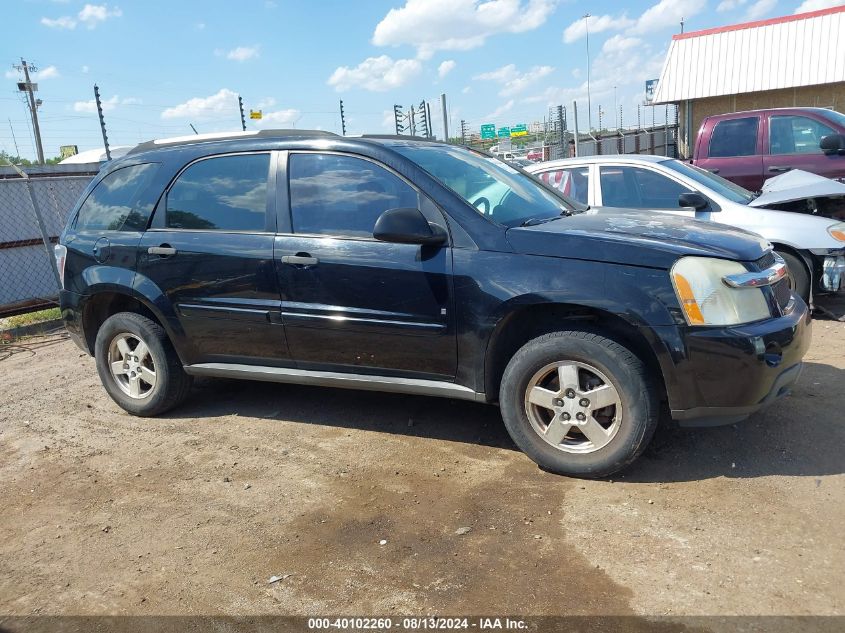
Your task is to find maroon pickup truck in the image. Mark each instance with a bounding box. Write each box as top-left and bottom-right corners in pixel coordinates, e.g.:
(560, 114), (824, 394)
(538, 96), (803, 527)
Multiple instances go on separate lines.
(691, 107), (845, 191)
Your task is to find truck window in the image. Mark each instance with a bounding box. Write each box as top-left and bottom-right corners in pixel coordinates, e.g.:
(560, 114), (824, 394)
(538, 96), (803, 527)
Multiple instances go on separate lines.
(708, 117), (759, 158)
(770, 115), (836, 155)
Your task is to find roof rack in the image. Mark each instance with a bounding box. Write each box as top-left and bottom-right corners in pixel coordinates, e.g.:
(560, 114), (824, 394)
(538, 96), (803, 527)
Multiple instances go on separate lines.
(128, 129), (338, 155)
(359, 134), (444, 142)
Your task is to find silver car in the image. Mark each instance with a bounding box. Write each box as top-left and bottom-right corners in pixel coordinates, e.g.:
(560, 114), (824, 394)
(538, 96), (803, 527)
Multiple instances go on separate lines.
(527, 155), (845, 301)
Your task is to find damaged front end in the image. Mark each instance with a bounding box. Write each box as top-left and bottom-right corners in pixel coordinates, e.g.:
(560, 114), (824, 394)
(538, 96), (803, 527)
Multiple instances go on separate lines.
(749, 169), (845, 219)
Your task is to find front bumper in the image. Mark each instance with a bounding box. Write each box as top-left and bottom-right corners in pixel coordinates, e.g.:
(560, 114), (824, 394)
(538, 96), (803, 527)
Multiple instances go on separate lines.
(649, 295), (812, 427)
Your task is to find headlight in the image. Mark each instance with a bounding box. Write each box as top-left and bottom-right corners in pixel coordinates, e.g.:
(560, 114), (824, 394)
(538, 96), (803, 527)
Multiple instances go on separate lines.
(828, 222), (845, 242)
(671, 257), (771, 326)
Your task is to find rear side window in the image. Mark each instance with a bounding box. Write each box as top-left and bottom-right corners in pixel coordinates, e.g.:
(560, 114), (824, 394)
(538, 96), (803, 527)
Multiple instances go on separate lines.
(289, 153), (418, 238)
(708, 117), (759, 157)
(166, 153), (270, 231)
(537, 167), (589, 205)
(75, 163), (158, 231)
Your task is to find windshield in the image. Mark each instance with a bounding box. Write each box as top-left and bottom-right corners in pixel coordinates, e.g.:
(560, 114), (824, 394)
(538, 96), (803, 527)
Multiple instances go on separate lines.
(817, 108), (845, 129)
(392, 144), (576, 227)
(662, 159), (756, 204)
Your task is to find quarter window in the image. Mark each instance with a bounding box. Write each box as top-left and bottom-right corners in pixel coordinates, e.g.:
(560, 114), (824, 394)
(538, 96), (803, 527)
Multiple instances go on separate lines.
(75, 163), (158, 231)
(537, 167), (589, 205)
(770, 115), (836, 155)
(708, 117), (759, 158)
(166, 154), (270, 231)
(289, 153), (418, 238)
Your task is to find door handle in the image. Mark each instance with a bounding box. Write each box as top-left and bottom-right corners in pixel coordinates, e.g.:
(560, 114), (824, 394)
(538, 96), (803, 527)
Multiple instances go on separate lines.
(281, 254), (319, 267)
(148, 245), (177, 257)
(768, 166), (791, 173)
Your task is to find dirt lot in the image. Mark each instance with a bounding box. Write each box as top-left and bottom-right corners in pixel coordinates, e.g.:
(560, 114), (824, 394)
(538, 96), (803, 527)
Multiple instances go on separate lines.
(0, 309), (843, 628)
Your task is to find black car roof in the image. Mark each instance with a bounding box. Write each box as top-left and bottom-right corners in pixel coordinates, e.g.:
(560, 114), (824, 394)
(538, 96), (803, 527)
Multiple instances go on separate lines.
(126, 129), (447, 157)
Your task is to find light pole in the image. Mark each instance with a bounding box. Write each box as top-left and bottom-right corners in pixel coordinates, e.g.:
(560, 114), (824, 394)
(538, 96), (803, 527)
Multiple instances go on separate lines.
(584, 13), (592, 132)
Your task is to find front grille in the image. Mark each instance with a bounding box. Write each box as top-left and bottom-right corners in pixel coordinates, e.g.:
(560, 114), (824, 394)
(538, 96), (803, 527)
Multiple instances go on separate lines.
(772, 278), (792, 311)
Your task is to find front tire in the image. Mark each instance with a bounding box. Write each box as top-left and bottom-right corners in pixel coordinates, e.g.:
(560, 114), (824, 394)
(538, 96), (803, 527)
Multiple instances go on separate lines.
(499, 330), (659, 478)
(94, 312), (192, 416)
(776, 250), (810, 303)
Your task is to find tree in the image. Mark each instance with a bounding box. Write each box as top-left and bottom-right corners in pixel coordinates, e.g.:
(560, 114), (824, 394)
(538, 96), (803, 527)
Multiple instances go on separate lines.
(0, 150), (62, 166)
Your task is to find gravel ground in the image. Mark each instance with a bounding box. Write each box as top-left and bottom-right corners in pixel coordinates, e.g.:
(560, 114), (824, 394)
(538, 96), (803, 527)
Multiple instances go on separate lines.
(0, 310), (843, 628)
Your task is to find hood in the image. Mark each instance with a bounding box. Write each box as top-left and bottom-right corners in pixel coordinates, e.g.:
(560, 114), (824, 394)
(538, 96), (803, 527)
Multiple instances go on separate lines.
(506, 208), (770, 269)
(748, 169), (845, 208)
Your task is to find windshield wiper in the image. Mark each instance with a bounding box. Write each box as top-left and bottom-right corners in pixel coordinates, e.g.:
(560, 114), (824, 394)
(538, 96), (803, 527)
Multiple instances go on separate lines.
(521, 215), (566, 227)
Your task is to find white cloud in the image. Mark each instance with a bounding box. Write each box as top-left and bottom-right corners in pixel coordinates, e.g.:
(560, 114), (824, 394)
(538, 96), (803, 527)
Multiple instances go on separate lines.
(484, 99), (515, 120)
(41, 15), (77, 29)
(78, 4), (122, 28)
(438, 60), (456, 78)
(225, 46), (260, 62)
(73, 95), (139, 113)
(601, 35), (643, 54)
(462, 86), (472, 94)
(327, 55), (422, 92)
(4, 70), (19, 79)
(161, 88), (239, 120)
(745, 0), (777, 19)
(716, 0), (747, 11)
(36, 65), (60, 80)
(474, 63), (554, 96)
(41, 3), (121, 29)
(256, 97), (277, 109)
(373, 0), (558, 58)
(81, 65), (90, 73)
(253, 109), (300, 127)
(794, 0), (841, 12)
(632, 0), (706, 34)
(563, 14), (634, 43)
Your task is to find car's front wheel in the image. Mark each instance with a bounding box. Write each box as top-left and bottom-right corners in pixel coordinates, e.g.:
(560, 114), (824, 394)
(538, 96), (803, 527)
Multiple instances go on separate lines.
(499, 329), (659, 478)
(94, 312), (192, 416)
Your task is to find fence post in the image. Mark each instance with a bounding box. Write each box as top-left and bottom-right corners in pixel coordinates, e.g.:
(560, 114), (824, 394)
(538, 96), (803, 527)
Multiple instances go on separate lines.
(8, 163), (61, 290)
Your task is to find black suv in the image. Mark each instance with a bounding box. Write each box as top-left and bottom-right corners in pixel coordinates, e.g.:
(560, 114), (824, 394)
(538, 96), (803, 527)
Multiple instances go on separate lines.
(57, 131), (811, 477)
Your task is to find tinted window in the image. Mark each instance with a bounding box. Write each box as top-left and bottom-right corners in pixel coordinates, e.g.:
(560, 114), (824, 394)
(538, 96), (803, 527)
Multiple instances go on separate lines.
(537, 167), (589, 205)
(770, 115), (836, 155)
(289, 154), (418, 238)
(166, 154), (269, 231)
(76, 163), (158, 231)
(709, 117), (759, 157)
(598, 167), (636, 207)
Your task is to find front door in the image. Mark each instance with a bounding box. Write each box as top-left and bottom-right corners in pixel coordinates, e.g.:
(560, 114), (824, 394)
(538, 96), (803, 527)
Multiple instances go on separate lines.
(274, 151), (456, 380)
(136, 151), (289, 366)
(764, 113), (845, 184)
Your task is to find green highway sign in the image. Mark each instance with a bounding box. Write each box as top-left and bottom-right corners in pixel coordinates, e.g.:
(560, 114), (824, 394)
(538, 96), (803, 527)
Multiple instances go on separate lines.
(497, 127), (510, 138)
(510, 123), (528, 137)
(480, 123), (496, 139)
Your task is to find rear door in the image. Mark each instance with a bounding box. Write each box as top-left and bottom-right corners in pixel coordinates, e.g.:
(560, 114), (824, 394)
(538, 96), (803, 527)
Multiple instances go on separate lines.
(696, 116), (764, 191)
(274, 151), (456, 380)
(764, 113), (845, 182)
(136, 151), (289, 366)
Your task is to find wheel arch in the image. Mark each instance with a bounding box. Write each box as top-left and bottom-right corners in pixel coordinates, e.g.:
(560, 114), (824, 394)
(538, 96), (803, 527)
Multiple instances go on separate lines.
(482, 301), (668, 405)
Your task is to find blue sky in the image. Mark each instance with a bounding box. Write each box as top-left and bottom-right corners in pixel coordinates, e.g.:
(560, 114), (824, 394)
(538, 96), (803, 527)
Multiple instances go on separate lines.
(3, 0), (839, 159)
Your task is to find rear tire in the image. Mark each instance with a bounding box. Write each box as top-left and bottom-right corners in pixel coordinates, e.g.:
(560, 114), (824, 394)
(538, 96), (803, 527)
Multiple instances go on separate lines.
(94, 312), (192, 416)
(499, 329), (659, 478)
(776, 250), (810, 303)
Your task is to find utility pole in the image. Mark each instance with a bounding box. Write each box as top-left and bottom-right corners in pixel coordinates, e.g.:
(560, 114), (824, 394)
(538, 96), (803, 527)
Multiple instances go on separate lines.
(418, 100), (428, 138)
(426, 101), (433, 138)
(557, 105), (565, 158)
(460, 119), (468, 145)
(93, 85), (111, 161)
(238, 95), (246, 131)
(440, 93), (448, 141)
(409, 105), (416, 136)
(393, 104), (404, 135)
(15, 59), (45, 165)
(583, 14), (592, 132)
(339, 99), (347, 136)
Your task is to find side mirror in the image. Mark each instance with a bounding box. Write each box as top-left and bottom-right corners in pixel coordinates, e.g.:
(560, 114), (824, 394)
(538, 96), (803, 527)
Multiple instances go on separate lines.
(820, 133), (845, 155)
(373, 207), (447, 245)
(679, 192), (710, 211)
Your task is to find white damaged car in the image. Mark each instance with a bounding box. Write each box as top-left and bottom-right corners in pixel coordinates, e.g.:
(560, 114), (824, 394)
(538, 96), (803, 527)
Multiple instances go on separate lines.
(526, 155), (845, 302)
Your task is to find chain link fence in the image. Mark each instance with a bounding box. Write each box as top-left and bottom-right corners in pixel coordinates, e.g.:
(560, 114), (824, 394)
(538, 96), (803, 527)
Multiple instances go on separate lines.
(0, 165), (98, 317)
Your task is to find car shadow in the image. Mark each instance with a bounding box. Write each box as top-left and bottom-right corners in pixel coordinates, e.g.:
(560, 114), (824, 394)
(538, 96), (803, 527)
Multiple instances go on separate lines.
(164, 360), (845, 482)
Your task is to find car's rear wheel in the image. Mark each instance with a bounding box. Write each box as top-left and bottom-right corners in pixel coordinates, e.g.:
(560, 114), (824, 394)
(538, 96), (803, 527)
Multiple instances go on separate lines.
(776, 250), (810, 303)
(95, 312), (192, 416)
(499, 329), (659, 478)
